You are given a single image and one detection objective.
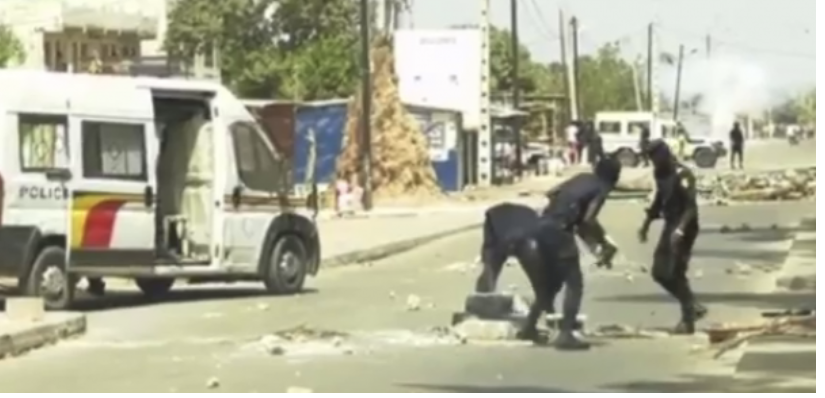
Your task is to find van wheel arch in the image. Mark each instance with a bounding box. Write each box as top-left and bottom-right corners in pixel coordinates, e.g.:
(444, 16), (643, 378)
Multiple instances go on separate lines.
(257, 213), (320, 293)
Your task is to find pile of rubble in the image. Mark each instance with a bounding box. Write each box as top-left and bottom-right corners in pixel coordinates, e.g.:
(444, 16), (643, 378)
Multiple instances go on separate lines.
(698, 167), (816, 204)
(337, 38), (443, 201)
(710, 312), (815, 359)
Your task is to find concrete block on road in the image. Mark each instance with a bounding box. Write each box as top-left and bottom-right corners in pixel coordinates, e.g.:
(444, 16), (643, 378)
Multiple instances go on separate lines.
(452, 319), (521, 341)
(0, 313), (87, 359)
(465, 293), (518, 319)
(4, 298), (45, 323)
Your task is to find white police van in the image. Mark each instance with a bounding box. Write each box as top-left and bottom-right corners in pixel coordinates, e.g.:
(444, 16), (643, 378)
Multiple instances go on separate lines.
(0, 70), (320, 310)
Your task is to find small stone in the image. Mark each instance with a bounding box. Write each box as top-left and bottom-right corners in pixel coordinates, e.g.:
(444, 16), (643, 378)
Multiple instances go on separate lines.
(257, 303), (270, 311)
(639, 266), (649, 274)
(206, 377), (220, 389)
(693, 270), (704, 279)
(259, 335), (286, 356)
(738, 224), (752, 232)
(720, 225), (732, 234)
(735, 263), (753, 275)
(331, 337), (344, 347)
(389, 291), (397, 300)
(406, 295), (422, 311)
(286, 387), (314, 393)
(625, 273), (635, 283)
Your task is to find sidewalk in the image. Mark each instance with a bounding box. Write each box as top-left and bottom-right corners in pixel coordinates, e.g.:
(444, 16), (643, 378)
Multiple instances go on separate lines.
(728, 216), (816, 392)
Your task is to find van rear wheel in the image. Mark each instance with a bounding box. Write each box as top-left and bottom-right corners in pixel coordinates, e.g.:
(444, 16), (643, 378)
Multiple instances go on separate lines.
(135, 278), (175, 299)
(24, 246), (76, 311)
(263, 235), (308, 295)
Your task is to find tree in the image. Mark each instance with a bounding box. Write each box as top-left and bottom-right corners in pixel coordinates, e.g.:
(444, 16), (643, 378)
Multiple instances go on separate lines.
(0, 25), (24, 67)
(165, 0), (361, 100)
(576, 43), (637, 118)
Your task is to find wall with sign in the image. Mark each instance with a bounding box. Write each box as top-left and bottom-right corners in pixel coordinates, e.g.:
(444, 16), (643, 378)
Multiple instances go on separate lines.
(394, 29), (482, 131)
(407, 104), (463, 192)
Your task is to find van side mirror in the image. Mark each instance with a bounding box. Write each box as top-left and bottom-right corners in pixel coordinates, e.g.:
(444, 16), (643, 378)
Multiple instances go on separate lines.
(45, 169), (72, 182)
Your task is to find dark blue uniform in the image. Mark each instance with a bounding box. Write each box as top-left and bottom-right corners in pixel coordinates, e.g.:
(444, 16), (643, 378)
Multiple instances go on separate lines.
(476, 158), (621, 350)
(639, 140), (707, 334)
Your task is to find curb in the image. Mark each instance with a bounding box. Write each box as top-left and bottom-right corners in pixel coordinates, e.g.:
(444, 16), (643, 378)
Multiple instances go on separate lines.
(321, 223), (482, 268)
(775, 222), (816, 292)
(0, 313), (87, 359)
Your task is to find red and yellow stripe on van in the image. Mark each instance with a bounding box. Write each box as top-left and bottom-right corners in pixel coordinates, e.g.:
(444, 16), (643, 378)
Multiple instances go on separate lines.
(71, 193), (143, 249)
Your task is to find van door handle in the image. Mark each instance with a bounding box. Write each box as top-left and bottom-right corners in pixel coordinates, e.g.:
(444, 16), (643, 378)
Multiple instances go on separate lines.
(232, 186), (243, 209)
(144, 186), (154, 208)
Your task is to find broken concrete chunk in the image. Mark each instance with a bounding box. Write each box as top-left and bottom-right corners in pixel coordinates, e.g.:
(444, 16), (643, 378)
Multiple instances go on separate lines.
(259, 335), (287, 356)
(286, 387), (314, 393)
(453, 319), (519, 341)
(464, 293), (516, 319)
(406, 295), (422, 311)
(206, 377), (220, 389)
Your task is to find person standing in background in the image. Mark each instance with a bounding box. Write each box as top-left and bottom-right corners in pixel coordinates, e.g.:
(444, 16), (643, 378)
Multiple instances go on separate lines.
(639, 126), (651, 167)
(729, 122), (745, 169)
(566, 122), (580, 165)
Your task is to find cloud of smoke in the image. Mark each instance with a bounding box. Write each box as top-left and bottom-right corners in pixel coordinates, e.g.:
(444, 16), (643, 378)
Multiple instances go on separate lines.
(662, 55), (771, 138)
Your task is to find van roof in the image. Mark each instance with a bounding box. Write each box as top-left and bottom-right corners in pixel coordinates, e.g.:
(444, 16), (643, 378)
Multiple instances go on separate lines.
(0, 69), (227, 93)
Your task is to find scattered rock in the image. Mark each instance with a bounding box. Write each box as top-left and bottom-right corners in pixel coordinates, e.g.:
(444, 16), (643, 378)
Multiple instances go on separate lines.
(624, 272), (636, 283)
(206, 377), (220, 389)
(389, 291), (397, 300)
(737, 224), (752, 232)
(257, 303), (271, 311)
(693, 270), (704, 280)
(406, 295), (422, 312)
(286, 387), (314, 393)
(259, 335), (287, 356)
(720, 225), (733, 234)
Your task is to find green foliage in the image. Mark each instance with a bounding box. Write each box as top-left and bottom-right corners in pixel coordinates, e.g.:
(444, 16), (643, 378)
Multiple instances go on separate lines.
(0, 25), (24, 68)
(165, 0), (360, 100)
(576, 43), (637, 118)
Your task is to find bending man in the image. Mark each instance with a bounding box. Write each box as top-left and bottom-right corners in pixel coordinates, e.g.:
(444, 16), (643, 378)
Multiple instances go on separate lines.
(476, 157), (622, 350)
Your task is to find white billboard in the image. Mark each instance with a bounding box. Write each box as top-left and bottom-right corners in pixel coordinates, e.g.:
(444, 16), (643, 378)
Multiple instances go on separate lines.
(393, 29), (483, 130)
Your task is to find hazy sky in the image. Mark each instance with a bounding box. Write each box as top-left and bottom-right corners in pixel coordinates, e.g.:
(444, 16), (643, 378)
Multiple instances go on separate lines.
(407, 0), (816, 97)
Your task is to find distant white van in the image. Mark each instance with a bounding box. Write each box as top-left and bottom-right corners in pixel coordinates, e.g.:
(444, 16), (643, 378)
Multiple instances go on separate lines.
(0, 70), (321, 310)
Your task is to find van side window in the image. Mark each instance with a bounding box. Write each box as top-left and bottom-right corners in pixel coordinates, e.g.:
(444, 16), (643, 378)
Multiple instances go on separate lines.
(81, 121), (147, 181)
(230, 122), (282, 192)
(18, 114), (70, 172)
(598, 122), (622, 134)
(628, 122), (650, 136)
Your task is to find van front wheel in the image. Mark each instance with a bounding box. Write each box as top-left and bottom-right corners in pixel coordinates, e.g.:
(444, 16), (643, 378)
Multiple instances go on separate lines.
(24, 246), (75, 311)
(263, 235), (308, 295)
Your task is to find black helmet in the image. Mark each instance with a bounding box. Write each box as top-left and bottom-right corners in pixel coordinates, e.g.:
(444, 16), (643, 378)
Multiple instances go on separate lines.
(645, 139), (677, 172)
(593, 156), (622, 186)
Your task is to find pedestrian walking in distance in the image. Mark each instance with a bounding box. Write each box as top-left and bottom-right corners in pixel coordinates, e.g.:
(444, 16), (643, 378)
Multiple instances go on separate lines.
(729, 122), (745, 170)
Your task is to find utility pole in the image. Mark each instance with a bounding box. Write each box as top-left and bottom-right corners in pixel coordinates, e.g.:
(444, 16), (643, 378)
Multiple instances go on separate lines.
(510, 0), (523, 178)
(646, 23), (654, 111)
(477, 0), (493, 187)
(559, 10), (576, 122)
(705, 34), (712, 58)
(571, 16), (581, 119)
(631, 59), (644, 111)
(358, 0), (373, 210)
(673, 45), (685, 120)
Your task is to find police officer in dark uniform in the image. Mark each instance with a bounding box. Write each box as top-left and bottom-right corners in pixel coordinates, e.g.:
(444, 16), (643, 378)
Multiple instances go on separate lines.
(476, 157), (622, 350)
(729, 122), (745, 169)
(639, 126), (651, 167)
(638, 140), (707, 334)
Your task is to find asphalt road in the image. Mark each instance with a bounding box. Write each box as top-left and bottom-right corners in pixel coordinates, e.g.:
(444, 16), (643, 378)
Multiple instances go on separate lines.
(0, 202), (812, 393)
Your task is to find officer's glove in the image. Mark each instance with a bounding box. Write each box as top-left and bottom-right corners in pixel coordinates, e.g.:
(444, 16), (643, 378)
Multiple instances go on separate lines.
(594, 239), (618, 270)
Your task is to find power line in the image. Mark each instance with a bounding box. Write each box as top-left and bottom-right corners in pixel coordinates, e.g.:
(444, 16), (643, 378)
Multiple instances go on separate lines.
(522, 0), (557, 41)
(659, 26), (815, 60)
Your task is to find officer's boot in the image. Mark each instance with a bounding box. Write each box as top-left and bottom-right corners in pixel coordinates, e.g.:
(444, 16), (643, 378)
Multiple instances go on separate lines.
(673, 302), (703, 335)
(553, 314), (591, 351)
